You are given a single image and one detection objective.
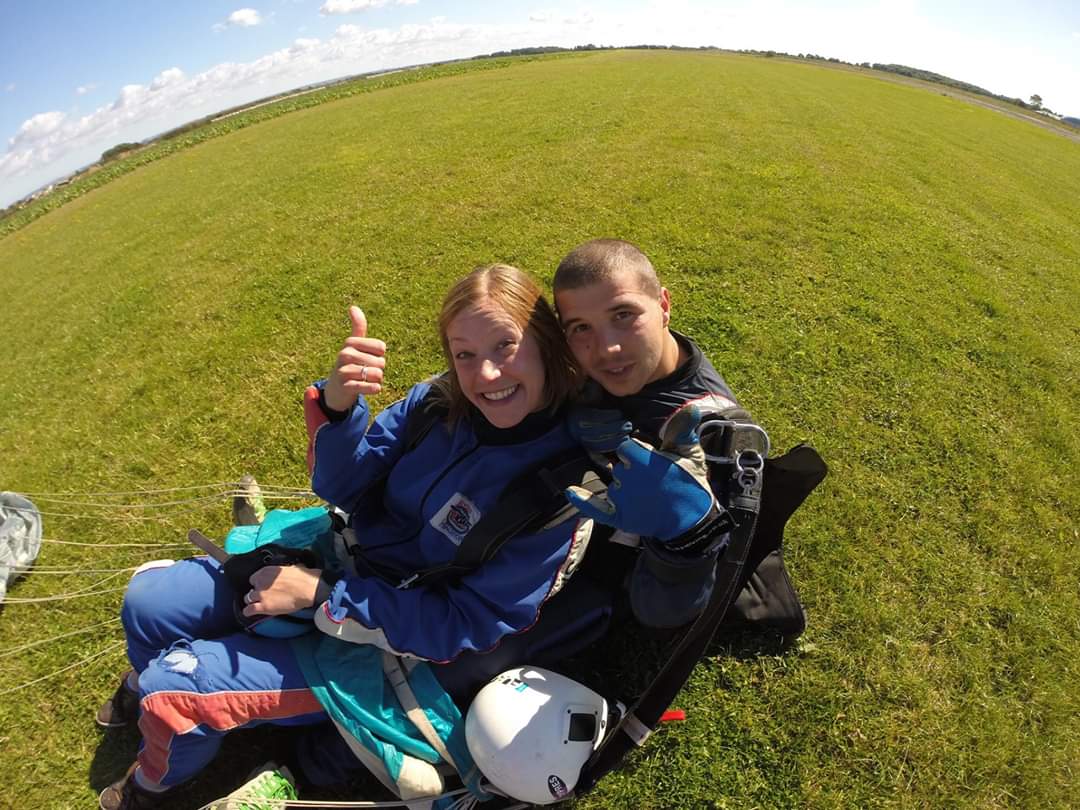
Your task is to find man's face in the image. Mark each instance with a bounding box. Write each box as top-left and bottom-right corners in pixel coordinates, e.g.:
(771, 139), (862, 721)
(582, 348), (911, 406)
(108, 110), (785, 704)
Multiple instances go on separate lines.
(556, 269), (672, 396)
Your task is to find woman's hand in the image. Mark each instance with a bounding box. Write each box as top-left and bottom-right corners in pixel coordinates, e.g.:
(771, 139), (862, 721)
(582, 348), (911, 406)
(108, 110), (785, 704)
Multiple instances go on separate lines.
(323, 305), (387, 412)
(242, 564), (323, 617)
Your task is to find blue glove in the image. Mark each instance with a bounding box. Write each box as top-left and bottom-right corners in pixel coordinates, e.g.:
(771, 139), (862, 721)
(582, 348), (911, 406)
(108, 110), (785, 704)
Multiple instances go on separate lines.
(565, 407), (715, 541)
(567, 406), (633, 454)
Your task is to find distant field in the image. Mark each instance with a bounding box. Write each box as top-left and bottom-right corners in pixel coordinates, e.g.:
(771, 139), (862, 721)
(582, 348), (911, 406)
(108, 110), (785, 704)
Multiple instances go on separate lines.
(1, 49), (1078, 809)
(817, 58), (1080, 143)
(0, 55), (545, 237)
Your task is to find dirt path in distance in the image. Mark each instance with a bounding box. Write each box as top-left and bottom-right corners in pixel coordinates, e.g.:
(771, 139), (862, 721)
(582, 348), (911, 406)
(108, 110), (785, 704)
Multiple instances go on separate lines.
(776, 57), (1080, 144)
(906, 81), (1080, 143)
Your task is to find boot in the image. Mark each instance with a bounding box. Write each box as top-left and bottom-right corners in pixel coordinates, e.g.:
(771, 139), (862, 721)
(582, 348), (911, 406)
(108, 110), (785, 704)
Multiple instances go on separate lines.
(98, 765), (165, 810)
(232, 475), (266, 526)
(96, 670), (139, 728)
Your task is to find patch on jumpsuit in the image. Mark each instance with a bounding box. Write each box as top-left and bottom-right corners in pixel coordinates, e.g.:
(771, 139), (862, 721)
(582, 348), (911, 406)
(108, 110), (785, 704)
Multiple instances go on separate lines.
(429, 492), (482, 546)
(160, 648), (198, 675)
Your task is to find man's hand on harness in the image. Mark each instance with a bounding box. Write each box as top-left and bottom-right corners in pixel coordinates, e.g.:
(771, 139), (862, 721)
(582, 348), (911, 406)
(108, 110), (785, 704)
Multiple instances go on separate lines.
(565, 406), (718, 546)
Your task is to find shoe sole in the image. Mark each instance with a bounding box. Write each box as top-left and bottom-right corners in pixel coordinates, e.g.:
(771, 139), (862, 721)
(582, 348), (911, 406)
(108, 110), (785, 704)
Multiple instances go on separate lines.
(96, 716), (134, 729)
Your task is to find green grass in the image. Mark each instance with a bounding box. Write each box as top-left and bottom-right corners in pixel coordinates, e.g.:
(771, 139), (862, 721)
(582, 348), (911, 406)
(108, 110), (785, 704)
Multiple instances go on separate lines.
(0, 54), (568, 238)
(1, 49), (1078, 808)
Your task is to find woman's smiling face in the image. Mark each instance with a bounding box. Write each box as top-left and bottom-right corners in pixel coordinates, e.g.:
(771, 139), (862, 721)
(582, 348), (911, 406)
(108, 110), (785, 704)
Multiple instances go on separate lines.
(447, 300), (547, 428)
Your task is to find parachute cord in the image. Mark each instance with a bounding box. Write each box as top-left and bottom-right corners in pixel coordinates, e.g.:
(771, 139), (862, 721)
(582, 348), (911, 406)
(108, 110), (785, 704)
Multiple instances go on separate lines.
(2, 504), (218, 522)
(41, 538), (191, 548)
(0, 617), (121, 660)
(6, 565), (142, 575)
(2, 498), (312, 523)
(442, 793), (501, 810)
(23, 489), (316, 509)
(2, 569), (130, 603)
(6, 508), (179, 522)
(0, 640), (126, 696)
(193, 788), (476, 809)
(4, 507), (287, 527)
(15, 481), (313, 497)
(3, 586), (128, 603)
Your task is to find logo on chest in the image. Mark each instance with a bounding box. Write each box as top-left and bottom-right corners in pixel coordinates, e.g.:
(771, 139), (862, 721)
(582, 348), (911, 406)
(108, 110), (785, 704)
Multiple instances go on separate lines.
(430, 492), (483, 546)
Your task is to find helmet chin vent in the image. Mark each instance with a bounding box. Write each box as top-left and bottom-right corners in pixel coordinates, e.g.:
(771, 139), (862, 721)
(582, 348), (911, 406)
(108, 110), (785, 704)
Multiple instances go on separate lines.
(567, 711), (598, 742)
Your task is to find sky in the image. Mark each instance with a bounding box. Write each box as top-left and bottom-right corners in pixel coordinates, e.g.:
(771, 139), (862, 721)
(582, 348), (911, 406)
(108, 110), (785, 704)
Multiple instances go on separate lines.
(2, 0), (1078, 207)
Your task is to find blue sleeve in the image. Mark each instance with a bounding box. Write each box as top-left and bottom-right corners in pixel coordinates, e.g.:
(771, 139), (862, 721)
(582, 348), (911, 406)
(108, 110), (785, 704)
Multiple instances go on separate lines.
(314, 517), (589, 663)
(307, 381), (432, 513)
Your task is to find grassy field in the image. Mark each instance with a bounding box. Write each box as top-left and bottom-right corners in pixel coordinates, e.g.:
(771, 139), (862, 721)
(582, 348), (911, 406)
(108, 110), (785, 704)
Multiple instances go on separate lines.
(1, 49), (1078, 808)
(0, 55), (557, 238)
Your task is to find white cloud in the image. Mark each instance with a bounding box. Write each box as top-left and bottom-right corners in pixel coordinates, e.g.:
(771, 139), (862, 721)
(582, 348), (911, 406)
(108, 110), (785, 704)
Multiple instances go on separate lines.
(0, 149), (35, 182)
(323, 0), (381, 13)
(229, 8), (263, 26)
(0, 11), (612, 202)
(9, 111), (67, 150)
(0, 22), (494, 197)
(75, 83), (98, 95)
(320, 0), (417, 15)
(529, 11), (551, 23)
(4, 83), (15, 93)
(149, 67), (186, 91)
(214, 8), (263, 31)
(563, 10), (594, 25)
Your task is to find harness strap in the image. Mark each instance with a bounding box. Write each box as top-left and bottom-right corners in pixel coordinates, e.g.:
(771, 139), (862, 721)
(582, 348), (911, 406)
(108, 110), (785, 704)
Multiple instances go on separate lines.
(576, 444), (827, 794)
(350, 449), (599, 591)
(339, 525), (428, 585)
(382, 652), (461, 772)
(619, 712), (653, 747)
(430, 450), (597, 580)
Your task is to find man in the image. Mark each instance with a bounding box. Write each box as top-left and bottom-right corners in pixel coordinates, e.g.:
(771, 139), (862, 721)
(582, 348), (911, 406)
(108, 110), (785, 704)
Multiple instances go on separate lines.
(554, 238), (739, 441)
(555, 239), (794, 633)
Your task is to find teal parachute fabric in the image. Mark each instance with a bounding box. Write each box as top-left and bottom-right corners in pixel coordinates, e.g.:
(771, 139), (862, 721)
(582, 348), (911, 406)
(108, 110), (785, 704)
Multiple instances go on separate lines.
(225, 506), (486, 800)
(223, 505), (335, 560)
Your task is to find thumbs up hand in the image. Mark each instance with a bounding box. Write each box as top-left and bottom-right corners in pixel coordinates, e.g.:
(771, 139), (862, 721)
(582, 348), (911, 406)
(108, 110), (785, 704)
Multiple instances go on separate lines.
(323, 305), (387, 412)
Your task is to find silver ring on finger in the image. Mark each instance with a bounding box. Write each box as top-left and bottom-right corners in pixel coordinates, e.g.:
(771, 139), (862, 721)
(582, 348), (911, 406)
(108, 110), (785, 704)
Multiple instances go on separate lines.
(360, 365), (368, 382)
(245, 590), (256, 605)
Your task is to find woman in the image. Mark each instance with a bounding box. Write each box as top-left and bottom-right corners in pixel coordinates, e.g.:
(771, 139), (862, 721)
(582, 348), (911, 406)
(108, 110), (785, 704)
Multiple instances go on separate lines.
(96, 265), (603, 809)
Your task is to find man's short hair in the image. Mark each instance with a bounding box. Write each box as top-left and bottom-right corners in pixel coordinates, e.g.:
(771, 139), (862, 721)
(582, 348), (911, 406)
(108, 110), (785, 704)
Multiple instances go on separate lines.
(553, 239), (661, 297)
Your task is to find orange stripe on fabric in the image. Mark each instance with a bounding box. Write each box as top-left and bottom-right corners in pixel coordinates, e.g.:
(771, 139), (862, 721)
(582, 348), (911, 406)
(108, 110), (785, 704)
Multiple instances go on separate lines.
(304, 386), (328, 475)
(138, 688), (323, 783)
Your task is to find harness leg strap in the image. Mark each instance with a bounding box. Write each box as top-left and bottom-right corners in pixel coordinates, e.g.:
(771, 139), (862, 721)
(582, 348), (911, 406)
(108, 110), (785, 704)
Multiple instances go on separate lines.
(382, 652), (461, 773)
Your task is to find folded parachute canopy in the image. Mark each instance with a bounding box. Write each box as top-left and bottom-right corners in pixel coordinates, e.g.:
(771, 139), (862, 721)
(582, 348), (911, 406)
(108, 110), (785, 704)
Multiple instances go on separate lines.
(0, 492), (42, 604)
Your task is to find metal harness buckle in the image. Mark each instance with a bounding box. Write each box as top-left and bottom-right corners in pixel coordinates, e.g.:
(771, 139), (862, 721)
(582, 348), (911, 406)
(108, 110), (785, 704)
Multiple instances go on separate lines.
(734, 449), (764, 496)
(396, 573), (419, 590)
(699, 419), (771, 464)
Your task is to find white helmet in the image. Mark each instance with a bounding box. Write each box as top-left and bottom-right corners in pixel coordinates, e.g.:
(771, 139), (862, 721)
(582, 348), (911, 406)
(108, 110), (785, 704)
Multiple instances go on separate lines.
(465, 667), (610, 805)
